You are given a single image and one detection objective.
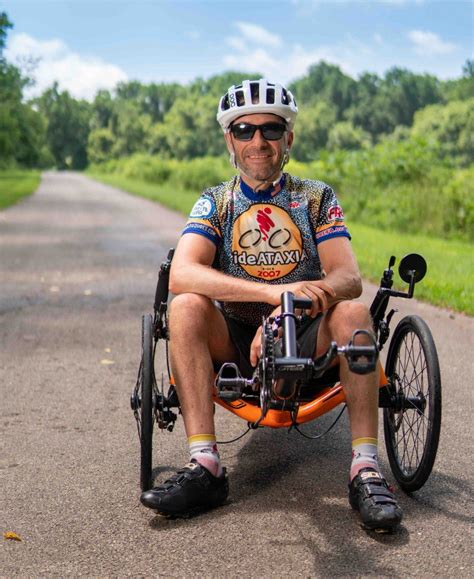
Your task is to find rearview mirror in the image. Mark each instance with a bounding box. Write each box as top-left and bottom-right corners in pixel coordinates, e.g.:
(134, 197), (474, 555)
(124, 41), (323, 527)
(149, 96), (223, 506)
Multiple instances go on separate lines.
(398, 253), (427, 284)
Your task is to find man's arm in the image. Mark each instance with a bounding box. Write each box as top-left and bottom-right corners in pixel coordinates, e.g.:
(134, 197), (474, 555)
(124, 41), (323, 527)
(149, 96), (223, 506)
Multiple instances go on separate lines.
(169, 233), (276, 303)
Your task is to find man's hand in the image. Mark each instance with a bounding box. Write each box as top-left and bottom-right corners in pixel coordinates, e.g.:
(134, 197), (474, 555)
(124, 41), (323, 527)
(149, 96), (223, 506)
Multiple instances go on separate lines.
(250, 326), (263, 367)
(266, 280), (336, 318)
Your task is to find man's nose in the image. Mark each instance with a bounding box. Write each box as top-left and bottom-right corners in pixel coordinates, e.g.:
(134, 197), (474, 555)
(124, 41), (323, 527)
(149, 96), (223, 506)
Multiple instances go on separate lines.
(251, 127), (268, 145)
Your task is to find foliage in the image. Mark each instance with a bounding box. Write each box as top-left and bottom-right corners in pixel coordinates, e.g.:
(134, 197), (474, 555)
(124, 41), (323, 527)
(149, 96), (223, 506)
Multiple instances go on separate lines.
(327, 121), (371, 151)
(290, 101), (337, 162)
(411, 98), (474, 165)
(34, 83), (91, 169)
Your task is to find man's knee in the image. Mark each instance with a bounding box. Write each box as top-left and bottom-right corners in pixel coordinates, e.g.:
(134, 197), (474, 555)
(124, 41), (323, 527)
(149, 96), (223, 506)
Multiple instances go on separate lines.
(327, 301), (373, 341)
(169, 293), (215, 326)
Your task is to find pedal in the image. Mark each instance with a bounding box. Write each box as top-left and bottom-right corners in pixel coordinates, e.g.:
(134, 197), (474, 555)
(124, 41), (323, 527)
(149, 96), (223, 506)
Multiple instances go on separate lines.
(345, 330), (378, 375)
(215, 363), (253, 401)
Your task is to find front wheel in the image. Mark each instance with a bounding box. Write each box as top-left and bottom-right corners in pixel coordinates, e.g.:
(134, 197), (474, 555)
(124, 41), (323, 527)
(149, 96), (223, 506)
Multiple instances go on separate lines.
(140, 313), (155, 491)
(383, 315), (441, 492)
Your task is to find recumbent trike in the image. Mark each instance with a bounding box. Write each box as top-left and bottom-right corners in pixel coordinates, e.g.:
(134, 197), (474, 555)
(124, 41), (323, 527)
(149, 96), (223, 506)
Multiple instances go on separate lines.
(131, 250), (441, 498)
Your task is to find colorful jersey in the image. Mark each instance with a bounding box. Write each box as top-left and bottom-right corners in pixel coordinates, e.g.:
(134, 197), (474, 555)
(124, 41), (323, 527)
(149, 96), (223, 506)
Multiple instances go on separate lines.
(182, 173), (350, 326)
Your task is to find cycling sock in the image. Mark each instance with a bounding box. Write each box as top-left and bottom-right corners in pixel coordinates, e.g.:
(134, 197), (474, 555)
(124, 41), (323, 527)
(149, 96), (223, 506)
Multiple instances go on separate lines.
(188, 434), (223, 478)
(350, 437), (379, 481)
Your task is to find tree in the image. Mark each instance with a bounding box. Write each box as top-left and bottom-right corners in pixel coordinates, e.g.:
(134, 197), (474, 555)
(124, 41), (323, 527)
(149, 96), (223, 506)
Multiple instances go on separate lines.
(35, 83), (91, 169)
(442, 59), (474, 102)
(87, 128), (115, 164)
(411, 98), (474, 165)
(0, 11), (12, 55)
(289, 62), (357, 120)
(0, 12), (50, 168)
(290, 101), (337, 162)
(155, 94), (222, 159)
(327, 122), (371, 151)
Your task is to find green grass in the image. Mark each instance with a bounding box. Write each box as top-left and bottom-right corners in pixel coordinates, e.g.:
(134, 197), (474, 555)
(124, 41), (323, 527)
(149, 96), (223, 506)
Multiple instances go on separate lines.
(89, 172), (473, 316)
(349, 222), (473, 315)
(87, 171), (197, 214)
(0, 170), (41, 210)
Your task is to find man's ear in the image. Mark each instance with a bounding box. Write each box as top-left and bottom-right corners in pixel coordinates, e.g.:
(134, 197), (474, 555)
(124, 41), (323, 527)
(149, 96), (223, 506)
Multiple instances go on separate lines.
(287, 130), (294, 150)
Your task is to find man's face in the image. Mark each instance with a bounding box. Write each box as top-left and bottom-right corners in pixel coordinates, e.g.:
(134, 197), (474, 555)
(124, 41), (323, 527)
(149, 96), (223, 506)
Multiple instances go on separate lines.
(224, 113), (294, 188)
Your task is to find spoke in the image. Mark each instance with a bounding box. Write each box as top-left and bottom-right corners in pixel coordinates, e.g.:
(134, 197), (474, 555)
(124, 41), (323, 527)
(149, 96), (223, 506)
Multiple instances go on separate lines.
(389, 327), (433, 476)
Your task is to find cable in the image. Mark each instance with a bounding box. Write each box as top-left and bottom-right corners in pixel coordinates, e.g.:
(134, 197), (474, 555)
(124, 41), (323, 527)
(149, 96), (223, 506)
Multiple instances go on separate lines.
(217, 425), (251, 445)
(293, 404), (347, 440)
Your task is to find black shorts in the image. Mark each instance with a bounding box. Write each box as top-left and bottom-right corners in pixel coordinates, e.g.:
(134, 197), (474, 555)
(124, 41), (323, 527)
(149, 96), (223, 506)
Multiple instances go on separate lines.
(224, 314), (324, 379)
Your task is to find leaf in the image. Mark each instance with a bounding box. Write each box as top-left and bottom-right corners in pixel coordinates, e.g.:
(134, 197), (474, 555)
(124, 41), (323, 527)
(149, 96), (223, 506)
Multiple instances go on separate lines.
(4, 531), (22, 541)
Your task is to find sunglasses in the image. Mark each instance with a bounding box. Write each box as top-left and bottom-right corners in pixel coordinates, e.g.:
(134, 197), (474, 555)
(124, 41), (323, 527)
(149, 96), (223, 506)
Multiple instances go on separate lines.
(230, 122), (287, 141)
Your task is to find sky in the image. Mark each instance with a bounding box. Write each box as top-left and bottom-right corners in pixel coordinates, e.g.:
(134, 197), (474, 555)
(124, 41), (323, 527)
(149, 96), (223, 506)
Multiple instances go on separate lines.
(3, 0), (473, 100)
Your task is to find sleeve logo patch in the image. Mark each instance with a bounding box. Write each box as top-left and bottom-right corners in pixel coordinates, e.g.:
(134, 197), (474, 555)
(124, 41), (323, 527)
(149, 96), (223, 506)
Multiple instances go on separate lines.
(190, 198), (215, 219)
(327, 205), (344, 220)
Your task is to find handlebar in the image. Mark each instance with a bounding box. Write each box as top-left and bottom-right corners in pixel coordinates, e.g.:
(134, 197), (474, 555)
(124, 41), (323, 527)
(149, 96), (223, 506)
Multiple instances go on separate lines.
(216, 293), (379, 401)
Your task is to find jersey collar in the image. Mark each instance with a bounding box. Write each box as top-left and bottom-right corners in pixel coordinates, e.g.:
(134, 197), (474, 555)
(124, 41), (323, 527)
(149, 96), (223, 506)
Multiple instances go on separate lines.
(239, 174), (286, 201)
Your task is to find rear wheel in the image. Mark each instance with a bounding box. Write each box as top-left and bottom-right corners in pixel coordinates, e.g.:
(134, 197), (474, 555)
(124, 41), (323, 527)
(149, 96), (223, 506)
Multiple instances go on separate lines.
(383, 315), (441, 492)
(140, 313), (154, 491)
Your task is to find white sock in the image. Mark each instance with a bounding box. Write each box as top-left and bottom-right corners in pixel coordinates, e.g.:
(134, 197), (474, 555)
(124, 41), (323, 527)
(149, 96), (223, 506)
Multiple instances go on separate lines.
(188, 434), (223, 477)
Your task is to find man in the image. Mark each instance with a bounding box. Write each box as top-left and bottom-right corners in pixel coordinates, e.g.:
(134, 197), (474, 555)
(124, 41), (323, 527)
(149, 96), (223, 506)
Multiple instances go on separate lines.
(140, 79), (403, 531)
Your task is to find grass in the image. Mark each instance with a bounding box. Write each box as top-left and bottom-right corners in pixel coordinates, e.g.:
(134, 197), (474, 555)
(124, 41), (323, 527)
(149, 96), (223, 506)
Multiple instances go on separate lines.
(0, 169), (41, 210)
(349, 222), (473, 315)
(87, 171), (197, 214)
(89, 171), (473, 316)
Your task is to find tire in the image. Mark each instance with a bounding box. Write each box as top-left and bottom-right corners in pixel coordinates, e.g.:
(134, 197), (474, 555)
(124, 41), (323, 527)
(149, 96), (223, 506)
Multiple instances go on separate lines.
(140, 313), (155, 492)
(383, 315), (441, 493)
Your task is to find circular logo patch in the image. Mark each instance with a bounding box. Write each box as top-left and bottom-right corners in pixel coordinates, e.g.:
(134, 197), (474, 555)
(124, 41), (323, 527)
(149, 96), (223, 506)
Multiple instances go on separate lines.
(190, 198), (215, 219)
(231, 204), (302, 280)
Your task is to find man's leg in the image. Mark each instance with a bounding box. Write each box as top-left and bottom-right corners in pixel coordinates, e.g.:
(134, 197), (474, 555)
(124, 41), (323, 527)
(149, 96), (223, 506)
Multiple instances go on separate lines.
(169, 292), (239, 437)
(316, 301), (403, 530)
(140, 293), (238, 515)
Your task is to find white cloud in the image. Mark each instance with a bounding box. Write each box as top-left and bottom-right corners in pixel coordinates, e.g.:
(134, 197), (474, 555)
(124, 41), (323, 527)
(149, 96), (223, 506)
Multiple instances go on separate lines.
(5, 33), (128, 100)
(408, 30), (457, 55)
(374, 33), (383, 45)
(223, 42), (355, 84)
(234, 22), (282, 48)
(224, 22), (356, 84)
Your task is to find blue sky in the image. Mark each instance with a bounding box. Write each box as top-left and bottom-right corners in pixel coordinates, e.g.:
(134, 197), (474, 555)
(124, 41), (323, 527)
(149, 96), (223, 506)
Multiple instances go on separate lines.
(3, 0), (473, 100)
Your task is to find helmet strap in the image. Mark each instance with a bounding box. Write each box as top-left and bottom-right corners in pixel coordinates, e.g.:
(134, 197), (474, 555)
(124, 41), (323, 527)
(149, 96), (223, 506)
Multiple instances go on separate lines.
(229, 152), (237, 169)
(281, 148), (290, 170)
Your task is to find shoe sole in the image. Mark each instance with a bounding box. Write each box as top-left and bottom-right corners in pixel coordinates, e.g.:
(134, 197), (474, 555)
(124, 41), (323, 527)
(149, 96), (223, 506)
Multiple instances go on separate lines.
(152, 498), (229, 519)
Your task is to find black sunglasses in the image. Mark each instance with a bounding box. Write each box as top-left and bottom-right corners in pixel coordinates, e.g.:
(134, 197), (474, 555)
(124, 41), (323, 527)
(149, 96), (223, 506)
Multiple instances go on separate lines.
(230, 122), (287, 141)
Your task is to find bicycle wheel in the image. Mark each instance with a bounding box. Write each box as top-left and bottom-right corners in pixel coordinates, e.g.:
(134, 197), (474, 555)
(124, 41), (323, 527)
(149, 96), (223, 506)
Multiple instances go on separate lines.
(383, 315), (441, 492)
(140, 313), (154, 492)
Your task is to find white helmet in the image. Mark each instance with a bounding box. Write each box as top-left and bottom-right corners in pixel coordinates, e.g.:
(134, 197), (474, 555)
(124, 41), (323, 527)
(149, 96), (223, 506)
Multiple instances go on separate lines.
(217, 79), (298, 131)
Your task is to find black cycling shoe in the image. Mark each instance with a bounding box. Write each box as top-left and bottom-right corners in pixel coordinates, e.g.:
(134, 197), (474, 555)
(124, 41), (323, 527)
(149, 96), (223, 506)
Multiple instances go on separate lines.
(140, 459), (229, 517)
(349, 468), (403, 532)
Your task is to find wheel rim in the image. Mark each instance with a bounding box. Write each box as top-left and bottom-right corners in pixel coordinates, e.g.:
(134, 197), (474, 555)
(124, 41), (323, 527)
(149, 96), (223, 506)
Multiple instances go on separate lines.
(387, 329), (432, 478)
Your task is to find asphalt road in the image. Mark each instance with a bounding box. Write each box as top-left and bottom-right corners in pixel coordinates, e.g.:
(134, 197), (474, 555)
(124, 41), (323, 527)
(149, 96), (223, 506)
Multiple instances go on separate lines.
(1, 172), (472, 577)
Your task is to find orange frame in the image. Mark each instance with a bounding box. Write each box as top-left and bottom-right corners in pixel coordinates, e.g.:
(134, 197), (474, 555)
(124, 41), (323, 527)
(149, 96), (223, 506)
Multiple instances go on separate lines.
(212, 367), (388, 428)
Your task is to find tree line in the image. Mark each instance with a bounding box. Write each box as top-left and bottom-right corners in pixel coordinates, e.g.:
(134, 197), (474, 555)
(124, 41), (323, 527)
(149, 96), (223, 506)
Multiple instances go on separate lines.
(1, 11), (473, 171)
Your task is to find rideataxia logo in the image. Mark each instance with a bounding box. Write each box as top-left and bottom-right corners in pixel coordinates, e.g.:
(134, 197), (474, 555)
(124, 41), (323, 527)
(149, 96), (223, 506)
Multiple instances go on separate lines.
(231, 204), (303, 279)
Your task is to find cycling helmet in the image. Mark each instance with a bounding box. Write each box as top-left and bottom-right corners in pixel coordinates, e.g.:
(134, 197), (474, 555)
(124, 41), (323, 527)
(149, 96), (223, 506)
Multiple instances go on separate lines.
(217, 79), (298, 131)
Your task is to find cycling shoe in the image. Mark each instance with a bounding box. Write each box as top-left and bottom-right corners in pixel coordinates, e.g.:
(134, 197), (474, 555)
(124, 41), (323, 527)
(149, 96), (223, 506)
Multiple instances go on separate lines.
(349, 468), (403, 531)
(140, 459), (228, 517)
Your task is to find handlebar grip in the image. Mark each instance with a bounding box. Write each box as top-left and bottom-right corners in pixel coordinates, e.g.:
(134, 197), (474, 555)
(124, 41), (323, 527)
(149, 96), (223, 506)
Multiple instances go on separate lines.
(154, 248), (174, 312)
(293, 297), (312, 310)
(154, 268), (170, 311)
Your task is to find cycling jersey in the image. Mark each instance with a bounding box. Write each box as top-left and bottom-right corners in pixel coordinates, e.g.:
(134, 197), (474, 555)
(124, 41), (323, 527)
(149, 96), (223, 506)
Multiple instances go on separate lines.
(182, 174), (350, 326)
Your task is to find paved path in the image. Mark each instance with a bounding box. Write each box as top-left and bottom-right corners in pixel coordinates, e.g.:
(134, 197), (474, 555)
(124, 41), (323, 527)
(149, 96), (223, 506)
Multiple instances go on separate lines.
(1, 172), (472, 576)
